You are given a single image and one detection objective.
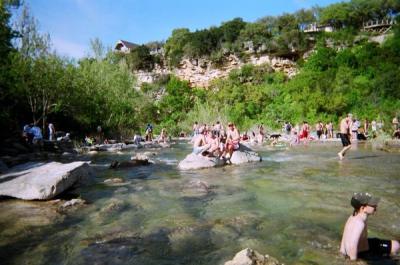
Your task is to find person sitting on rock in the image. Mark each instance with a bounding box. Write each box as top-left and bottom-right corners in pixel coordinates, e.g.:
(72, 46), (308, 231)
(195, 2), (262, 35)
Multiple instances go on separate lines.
(226, 122), (240, 160)
(158, 128), (168, 143)
(192, 130), (210, 155)
(206, 131), (221, 157)
(219, 133), (227, 159)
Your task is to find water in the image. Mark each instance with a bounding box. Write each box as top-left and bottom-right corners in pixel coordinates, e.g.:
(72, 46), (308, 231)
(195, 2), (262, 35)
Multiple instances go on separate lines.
(0, 142), (399, 265)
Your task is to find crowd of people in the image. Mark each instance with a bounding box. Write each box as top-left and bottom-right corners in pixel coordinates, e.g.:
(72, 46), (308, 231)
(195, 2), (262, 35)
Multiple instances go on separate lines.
(188, 114), (400, 162)
(191, 121), (241, 162)
(22, 122), (71, 146)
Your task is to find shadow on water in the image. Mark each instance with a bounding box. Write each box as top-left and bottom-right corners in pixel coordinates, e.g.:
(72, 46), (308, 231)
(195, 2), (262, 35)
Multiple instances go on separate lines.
(78, 225), (220, 265)
(350, 155), (380, 160)
(0, 214), (86, 265)
(361, 257), (400, 265)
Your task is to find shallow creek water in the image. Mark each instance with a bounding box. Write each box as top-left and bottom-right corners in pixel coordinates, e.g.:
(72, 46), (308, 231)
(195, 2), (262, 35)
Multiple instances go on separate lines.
(0, 141), (399, 265)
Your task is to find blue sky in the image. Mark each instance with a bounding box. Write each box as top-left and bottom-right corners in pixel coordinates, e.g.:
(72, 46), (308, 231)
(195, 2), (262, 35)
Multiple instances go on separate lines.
(23, 0), (343, 59)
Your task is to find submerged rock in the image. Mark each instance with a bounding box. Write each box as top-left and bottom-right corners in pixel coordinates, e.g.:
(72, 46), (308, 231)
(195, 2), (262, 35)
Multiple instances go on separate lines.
(104, 178), (124, 184)
(0, 161), (93, 200)
(59, 198), (86, 210)
(224, 248), (282, 265)
(0, 200), (64, 236)
(109, 159), (151, 169)
(181, 180), (212, 197)
(99, 199), (128, 216)
(178, 153), (225, 170)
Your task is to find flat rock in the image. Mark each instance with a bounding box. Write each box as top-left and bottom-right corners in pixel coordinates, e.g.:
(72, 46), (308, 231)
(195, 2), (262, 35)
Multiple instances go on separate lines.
(224, 248), (282, 265)
(230, 145), (262, 165)
(0, 161), (93, 200)
(178, 153), (225, 170)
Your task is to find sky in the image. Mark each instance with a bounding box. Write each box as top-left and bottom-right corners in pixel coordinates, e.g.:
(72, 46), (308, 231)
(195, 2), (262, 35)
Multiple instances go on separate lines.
(21, 0), (344, 59)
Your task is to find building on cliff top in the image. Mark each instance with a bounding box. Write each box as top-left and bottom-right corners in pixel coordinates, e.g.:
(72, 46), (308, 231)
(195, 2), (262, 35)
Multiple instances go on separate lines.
(114, 40), (139, 53)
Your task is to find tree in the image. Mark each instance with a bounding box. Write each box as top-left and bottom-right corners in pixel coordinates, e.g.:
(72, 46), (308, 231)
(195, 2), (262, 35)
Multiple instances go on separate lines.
(90, 37), (105, 60)
(13, 4), (50, 58)
(128, 45), (154, 71)
(12, 53), (72, 132)
(0, 0), (21, 138)
(164, 28), (190, 67)
(220, 17), (247, 43)
(238, 22), (272, 51)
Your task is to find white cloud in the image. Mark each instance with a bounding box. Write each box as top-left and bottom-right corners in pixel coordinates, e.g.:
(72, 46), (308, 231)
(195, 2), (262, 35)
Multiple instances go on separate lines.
(52, 37), (88, 59)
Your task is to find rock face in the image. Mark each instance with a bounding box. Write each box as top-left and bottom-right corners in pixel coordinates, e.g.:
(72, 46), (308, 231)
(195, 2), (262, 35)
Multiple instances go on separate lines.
(0, 161), (93, 200)
(230, 145), (262, 165)
(224, 248), (282, 265)
(178, 153), (225, 170)
(135, 54), (297, 88)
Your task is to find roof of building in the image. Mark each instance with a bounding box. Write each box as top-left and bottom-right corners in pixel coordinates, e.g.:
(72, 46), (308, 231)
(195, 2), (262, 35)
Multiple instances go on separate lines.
(115, 40), (139, 50)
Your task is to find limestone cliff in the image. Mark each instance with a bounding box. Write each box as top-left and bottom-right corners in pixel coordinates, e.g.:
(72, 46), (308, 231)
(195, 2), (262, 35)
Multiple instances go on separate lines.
(134, 54), (298, 88)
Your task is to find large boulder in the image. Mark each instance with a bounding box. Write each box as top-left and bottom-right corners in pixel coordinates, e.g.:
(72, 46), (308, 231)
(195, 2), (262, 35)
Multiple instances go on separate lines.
(178, 153), (225, 170)
(224, 248), (282, 265)
(0, 161), (93, 200)
(230, 145), (262, 165)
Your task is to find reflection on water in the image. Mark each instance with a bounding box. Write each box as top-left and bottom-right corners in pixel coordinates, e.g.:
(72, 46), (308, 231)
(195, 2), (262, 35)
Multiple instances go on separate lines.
(0, 142), (399, 265)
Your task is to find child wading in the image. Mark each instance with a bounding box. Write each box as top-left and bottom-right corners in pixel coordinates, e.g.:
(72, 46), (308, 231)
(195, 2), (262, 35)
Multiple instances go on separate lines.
(340, 192), (399, 260)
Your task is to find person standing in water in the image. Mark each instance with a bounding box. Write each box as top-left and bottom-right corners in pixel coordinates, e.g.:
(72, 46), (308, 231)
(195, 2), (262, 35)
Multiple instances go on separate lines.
(340, 192), (399, 261)
(338, 114), (352, 160)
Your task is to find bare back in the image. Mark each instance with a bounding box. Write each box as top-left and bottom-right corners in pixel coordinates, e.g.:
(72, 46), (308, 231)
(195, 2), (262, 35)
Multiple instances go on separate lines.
(340, 214), (368, 260)
(193, 134), (206, 147)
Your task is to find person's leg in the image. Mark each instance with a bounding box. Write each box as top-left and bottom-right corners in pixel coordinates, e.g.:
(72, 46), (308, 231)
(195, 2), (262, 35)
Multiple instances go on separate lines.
(391, 240), (399, 255)
(338, 145), (351, 160)
(227, 144), (233, 159)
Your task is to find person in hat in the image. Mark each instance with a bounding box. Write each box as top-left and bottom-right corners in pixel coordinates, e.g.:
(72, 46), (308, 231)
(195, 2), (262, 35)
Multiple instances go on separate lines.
(340, 192), (399, 260)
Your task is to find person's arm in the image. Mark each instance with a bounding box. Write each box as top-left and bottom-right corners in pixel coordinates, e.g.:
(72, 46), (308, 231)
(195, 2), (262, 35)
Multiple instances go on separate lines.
(347, 221), (365, 260)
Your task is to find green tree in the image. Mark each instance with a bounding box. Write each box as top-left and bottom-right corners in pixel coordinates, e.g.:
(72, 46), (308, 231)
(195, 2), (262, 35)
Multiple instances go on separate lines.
(164, 28), (190, 67)
(0, 0), (20, 138)
(13, 4), (50, 58)
(128, 45), (154, 71)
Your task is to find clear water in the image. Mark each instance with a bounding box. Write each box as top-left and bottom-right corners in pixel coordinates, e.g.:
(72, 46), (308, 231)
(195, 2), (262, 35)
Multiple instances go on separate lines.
(0, 141), (399, 265)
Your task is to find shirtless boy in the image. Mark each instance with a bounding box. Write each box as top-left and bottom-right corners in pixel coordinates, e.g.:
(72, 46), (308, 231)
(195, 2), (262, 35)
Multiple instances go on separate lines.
(192, 132), (210, 155)
(338, 114), (352, 160)
(340, 192), (399, 260)
(226, 123), (240, 159)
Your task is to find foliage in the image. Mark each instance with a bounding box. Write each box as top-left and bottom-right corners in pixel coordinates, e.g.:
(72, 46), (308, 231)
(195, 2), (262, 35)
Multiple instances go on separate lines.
(0, 0), (21, 139)
(128, 45), (155, 71)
